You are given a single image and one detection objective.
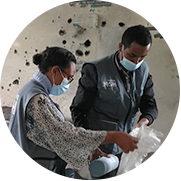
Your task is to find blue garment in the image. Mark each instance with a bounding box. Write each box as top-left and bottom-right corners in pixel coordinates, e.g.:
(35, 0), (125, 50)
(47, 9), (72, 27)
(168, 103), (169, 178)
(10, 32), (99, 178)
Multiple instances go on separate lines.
(9, 74), (67, 175)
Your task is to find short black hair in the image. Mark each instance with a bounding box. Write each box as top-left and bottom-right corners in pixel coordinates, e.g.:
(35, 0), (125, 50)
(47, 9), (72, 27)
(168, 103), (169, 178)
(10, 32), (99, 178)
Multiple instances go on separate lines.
(121, 25), (152, 49)
(33, 47), (76, 73)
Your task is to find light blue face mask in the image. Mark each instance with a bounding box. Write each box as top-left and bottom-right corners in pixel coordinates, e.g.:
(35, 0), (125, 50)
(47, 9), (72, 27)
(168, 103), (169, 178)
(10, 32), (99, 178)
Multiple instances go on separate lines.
(50, 69), (70, 96)
(120, 57), (144, 71)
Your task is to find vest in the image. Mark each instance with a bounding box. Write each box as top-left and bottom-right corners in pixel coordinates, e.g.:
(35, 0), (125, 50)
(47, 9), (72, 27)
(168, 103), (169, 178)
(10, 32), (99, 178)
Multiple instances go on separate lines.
(86, 53), (149, 154)
(9, 79), (66, 175)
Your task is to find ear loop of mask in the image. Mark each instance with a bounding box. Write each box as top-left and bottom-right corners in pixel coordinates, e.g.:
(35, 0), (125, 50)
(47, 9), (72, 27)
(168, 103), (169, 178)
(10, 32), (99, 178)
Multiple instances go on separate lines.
(51, 69), (55, 85)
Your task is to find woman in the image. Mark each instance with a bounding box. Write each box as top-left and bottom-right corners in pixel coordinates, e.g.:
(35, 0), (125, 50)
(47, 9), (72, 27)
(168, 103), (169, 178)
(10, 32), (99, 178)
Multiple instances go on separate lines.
(9, 47), (138, 176)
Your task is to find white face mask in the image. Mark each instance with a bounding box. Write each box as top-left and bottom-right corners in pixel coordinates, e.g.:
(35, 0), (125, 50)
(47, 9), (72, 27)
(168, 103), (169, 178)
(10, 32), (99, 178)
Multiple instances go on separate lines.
(120, 57), (144, 71)
(50, 69), (70, 96)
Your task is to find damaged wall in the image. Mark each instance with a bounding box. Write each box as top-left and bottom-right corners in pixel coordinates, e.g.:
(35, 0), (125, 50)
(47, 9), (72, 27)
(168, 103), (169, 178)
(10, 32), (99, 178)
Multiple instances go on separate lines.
(0, 1), (179, 140)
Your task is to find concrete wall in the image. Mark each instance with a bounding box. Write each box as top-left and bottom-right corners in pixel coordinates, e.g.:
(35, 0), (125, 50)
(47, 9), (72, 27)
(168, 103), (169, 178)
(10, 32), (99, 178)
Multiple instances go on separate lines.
(0, 1), (179, 143)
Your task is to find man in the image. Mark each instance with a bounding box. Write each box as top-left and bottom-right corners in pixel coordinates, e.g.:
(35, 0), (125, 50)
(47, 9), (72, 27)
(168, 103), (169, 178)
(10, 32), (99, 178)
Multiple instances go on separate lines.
(70, 25), (158, 177)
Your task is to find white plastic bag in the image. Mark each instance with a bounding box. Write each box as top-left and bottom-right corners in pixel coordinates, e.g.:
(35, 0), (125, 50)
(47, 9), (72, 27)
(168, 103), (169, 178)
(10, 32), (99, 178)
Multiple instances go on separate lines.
(117, 125), (164, 175)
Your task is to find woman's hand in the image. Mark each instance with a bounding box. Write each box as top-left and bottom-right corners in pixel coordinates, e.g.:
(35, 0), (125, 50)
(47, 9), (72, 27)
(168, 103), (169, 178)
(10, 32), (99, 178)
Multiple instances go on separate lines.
(89, 148), (110, 162)
(102, 131), (139, 153)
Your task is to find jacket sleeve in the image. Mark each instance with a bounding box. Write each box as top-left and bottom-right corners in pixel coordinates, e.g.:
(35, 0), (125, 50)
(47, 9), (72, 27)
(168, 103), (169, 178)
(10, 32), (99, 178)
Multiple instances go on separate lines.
(138, 74), (158, 125)
(70, 63), (98, 128)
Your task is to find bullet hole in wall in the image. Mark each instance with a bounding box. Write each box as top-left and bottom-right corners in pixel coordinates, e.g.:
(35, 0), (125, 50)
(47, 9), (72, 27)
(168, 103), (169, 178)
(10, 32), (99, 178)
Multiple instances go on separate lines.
(84, 39), (91, 47)
(67, 18), (72, 23)
(1, 86), (4, 90)
(14, 49), (18, 54)
(52, 20), (55, 23)
(25, 51), (27, 54)
(101, 21), (106, 27)
(35, 49), (38, 52)
(12, 79), (19, 85)
(25, 37), (27, 40)
(26, 62), (30, 66)
(58, 16), (61, 19)
(18, 77), (20, 80)
(62, 40), (67, 44)
(85, 50), (90, 56)
(59, 30), (66, 36)
(9, 84), (11, 87)
(118, 22), (125, 27)
(156, 17), (167, 26)
(19, 69), (21, 72)
(7, 89), (10, 91)
(76, 49), (83, 56)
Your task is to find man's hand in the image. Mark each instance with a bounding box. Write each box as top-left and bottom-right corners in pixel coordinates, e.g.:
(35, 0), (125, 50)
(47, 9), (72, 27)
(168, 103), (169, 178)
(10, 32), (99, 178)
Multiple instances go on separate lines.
(133, 118), (149, 129)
